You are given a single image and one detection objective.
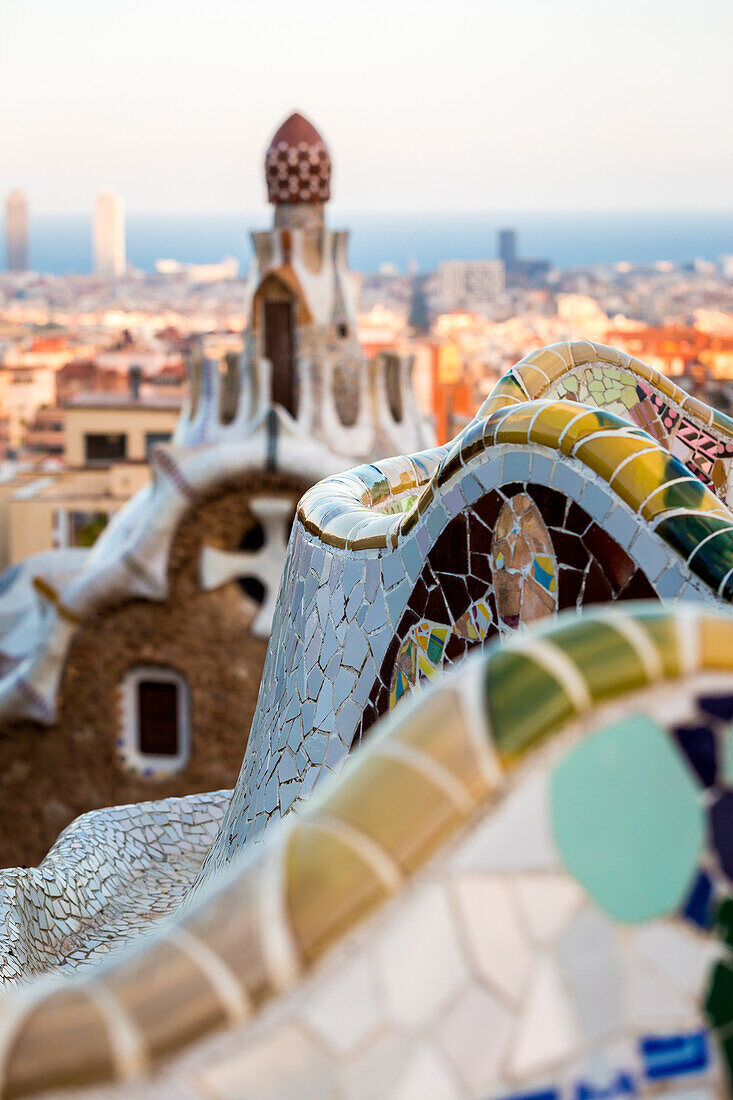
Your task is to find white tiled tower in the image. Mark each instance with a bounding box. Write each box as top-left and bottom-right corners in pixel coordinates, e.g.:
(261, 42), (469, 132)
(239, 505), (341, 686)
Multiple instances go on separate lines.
(176, 113), (435, 462)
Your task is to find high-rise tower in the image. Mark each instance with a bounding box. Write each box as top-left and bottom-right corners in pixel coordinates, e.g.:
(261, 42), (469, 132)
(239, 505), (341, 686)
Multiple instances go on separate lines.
(498, 228), (517, 270)
(5, 191), (28, 272)
(93, 189), (126, 277)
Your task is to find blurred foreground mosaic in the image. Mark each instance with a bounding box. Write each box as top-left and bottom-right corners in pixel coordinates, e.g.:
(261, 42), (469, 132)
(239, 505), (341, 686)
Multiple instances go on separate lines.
(3, 342), (733, 1097)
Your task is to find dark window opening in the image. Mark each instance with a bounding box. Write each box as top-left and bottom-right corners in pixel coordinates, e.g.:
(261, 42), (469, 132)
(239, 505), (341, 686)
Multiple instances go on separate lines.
(264, 300), (297, 416)
(219, 351), (241, 425)
(84, 433), (127, 464)
(138, 680), (179, 756)
(145, 432), (171, 458)
(238, 576), (266, 604)
(336, 322), (349, 338)
(384, 354), (403, 423)
(69, 511), (108, 547)
(239, 522), (265, 552)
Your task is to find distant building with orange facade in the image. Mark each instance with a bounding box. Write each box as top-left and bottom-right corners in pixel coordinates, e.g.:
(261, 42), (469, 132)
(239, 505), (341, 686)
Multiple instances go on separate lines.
(607, 326), (733, 379)
(406, 338), (478, 443)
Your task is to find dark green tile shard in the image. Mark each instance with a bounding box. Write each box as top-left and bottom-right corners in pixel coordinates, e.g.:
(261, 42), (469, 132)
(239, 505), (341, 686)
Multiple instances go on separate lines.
(704, 960), (733, 1029)
(690, 529), (733, 595)
(652, 476), (711, 515)
(484, 649), (574, 762)
(717, 1032), (733, 1092)
(655, 514), (733, 594)
(715, 898), (733, 950)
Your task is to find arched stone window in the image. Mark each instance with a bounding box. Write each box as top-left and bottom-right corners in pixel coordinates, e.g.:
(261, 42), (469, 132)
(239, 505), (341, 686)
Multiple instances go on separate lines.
(118, 666), (191, 777)
(254, 274), (301, 418)
(218, 351), (241, 425)
(384, 353), (403, 423)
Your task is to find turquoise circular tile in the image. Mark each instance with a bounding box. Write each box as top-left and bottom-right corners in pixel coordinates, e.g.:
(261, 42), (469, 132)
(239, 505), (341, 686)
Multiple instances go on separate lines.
(551, 714), (704, 922)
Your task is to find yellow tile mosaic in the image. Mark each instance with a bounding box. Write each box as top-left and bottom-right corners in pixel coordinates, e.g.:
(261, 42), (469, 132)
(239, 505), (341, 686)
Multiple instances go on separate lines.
(524, 401), (583, 450)
(573, 431), (660, 484)
(609, 450), (684, 512)
(284, 823), (389, 965)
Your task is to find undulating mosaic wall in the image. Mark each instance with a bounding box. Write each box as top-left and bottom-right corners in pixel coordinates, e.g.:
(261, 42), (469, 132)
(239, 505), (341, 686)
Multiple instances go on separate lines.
(2, 606), (733, 1097)
(0, 790), (230, 986)
(370, 480), (656, 718)
(200, 343), (733, 871)
(480, 341), (733, 505)
(4, 343), (733, 1098)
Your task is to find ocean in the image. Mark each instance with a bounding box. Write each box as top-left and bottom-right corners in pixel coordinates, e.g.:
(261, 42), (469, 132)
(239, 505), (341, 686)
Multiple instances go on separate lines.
(5, 209), (733, 276)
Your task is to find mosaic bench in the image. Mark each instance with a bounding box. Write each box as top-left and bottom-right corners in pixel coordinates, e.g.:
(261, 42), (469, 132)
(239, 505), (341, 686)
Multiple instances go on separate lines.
(0, 605), (732, 1096)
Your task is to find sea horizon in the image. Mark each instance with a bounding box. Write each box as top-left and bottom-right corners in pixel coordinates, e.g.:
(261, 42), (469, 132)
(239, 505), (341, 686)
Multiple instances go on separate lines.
(3, 208), (733, 276)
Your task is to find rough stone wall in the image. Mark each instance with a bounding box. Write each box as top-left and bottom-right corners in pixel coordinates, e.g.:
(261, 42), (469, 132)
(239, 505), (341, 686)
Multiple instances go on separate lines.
(0, 473), (308, 868)
(273, 203), (325, 231)
(330, 343), (363, 428)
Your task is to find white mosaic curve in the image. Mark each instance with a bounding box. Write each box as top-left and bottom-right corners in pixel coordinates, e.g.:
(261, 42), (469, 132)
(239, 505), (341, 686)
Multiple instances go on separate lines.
(0, 666), (727, 1099)
(0, 790), (230, 987)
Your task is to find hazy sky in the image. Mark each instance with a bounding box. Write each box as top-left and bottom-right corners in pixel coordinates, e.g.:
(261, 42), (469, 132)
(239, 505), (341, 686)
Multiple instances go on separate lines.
(2, 0), (731, 215)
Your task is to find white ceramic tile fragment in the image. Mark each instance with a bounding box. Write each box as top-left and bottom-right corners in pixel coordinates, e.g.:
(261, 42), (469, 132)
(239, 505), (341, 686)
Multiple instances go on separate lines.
(374, 882), (469, 1028)
(453, 874), (531, 1003)
(434, 984), (514, 1093)
(633, 921), (718, 1000)
(300, 952), (381, 1055)
(624, 954), (697, 1028)
(511, 873), (584, 944)
(340, 1033), (413, 1100)
(557, 906), (623, 1042)
(197, 1022), (338, 1100)
(507, 953), (582, 1080)
(452, 771), (559, 874)
(391, 1043), (460, 1100)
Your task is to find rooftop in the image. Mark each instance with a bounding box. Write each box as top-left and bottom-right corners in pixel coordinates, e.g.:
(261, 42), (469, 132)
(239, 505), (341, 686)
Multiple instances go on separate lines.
(63, 391), (183, 411)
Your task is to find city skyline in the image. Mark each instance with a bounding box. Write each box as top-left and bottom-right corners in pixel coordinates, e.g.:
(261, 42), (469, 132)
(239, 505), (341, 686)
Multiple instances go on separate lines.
(4, 202), (733, 275)
(1, 0), (731, 216)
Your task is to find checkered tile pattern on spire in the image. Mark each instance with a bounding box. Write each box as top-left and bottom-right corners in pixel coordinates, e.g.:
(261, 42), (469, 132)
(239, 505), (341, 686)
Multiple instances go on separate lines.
(265, 112), (331, 204)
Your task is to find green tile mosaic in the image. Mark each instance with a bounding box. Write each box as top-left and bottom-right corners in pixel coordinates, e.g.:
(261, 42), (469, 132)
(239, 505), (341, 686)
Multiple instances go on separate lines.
(549, 620), (649, 702)
(484, 649), (575, 763)
(656, 513), (733, 591)
(640, 474), (719, 521)
(628, 609), (682, 678)
(715, 898), (733, 950)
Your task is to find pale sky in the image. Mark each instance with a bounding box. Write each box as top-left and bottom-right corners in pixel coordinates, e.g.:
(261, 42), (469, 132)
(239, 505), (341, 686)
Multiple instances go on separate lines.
(2, 0), (731, 215)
